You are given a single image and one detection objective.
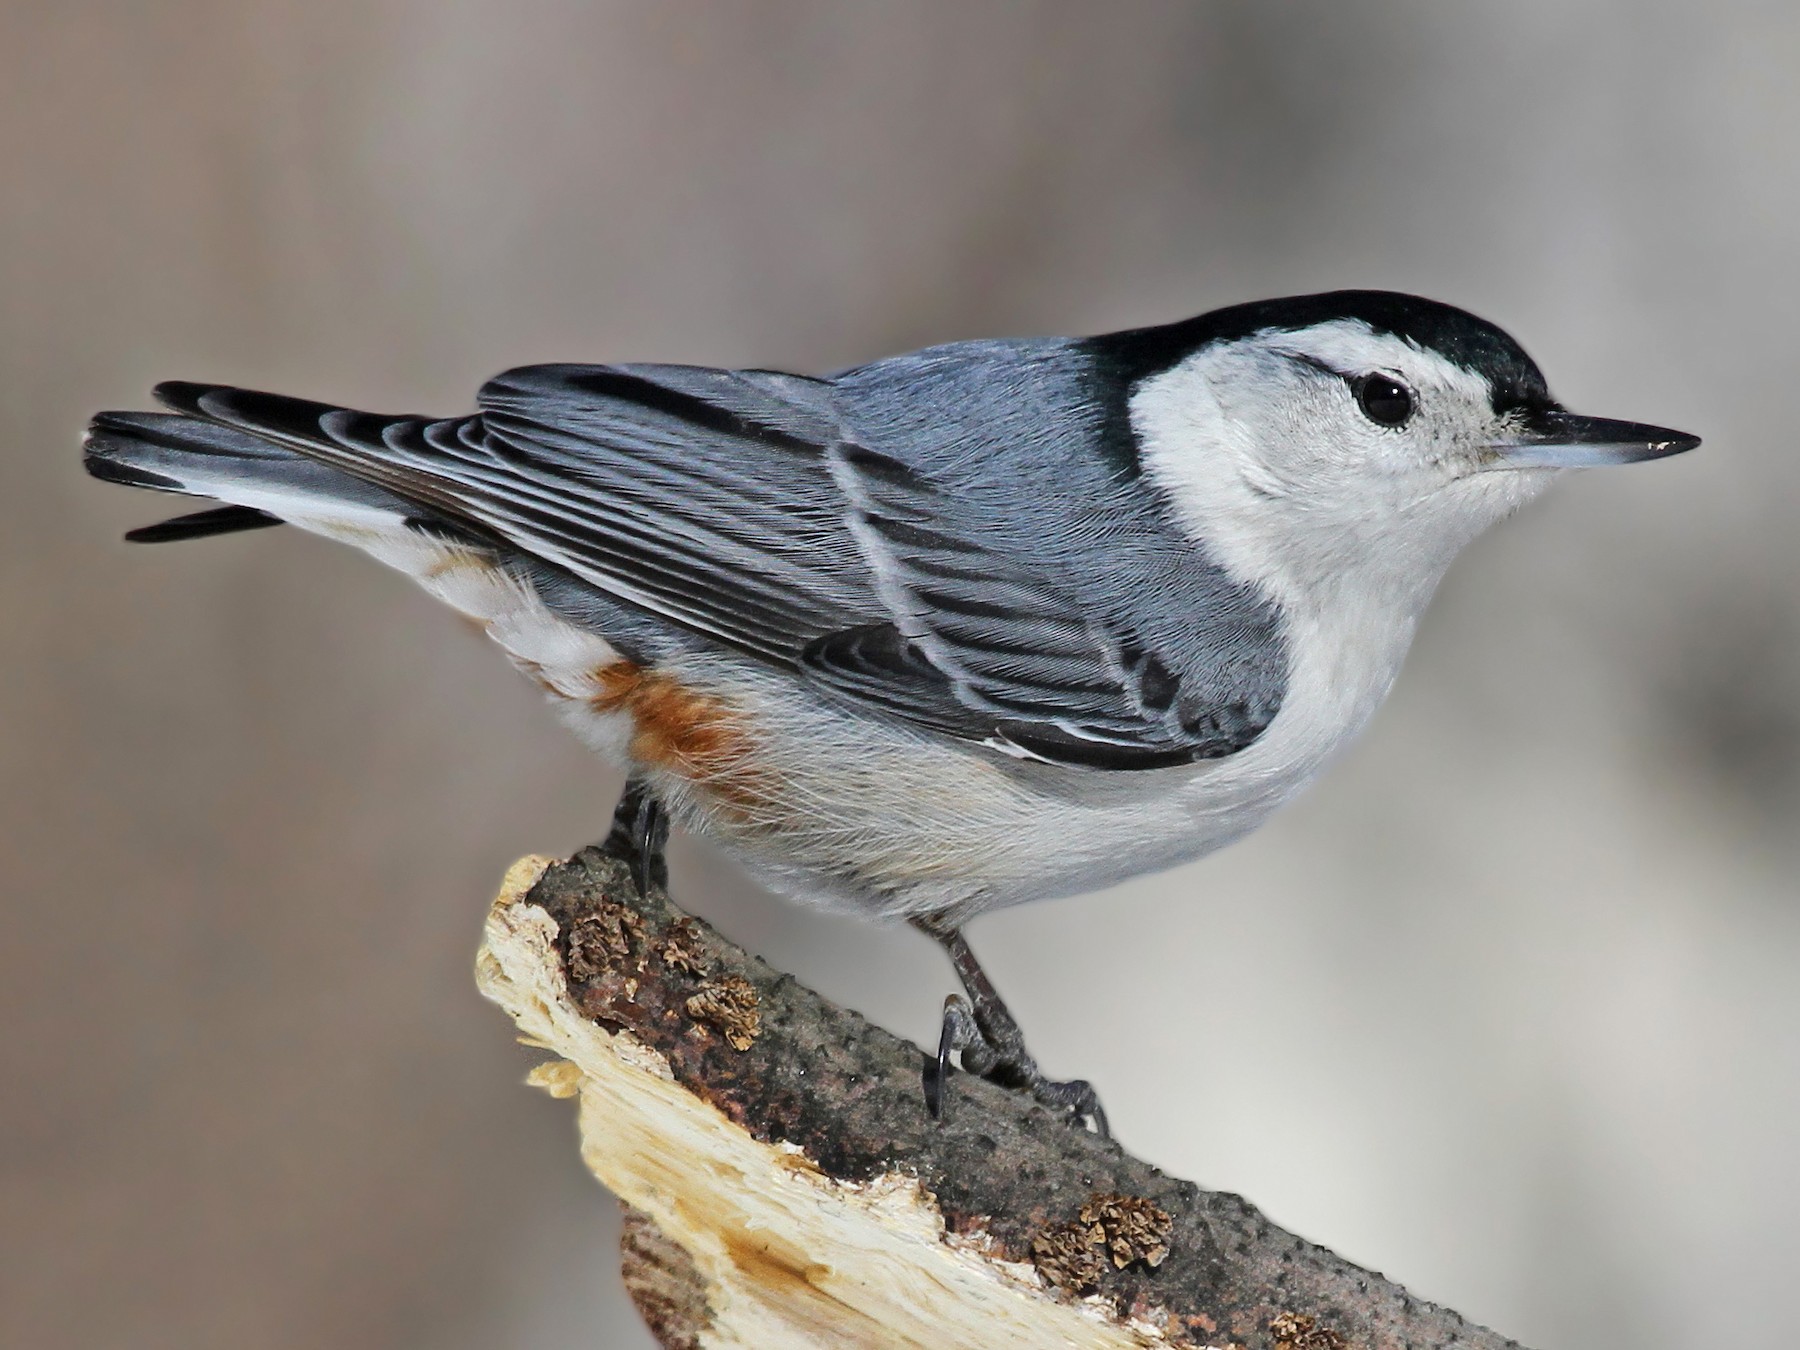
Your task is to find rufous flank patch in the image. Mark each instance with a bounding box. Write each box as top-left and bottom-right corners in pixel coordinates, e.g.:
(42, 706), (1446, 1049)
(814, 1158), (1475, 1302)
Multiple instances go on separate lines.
(587, 662), (771, 816)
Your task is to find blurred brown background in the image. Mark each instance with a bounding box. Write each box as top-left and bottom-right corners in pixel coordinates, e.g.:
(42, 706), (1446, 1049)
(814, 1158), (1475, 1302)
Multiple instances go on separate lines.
(4, 4), (1796, 1347)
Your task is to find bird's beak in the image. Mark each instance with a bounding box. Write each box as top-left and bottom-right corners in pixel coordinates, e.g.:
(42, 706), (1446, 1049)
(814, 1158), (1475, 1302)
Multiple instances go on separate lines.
(1486, 408), (1700, 469)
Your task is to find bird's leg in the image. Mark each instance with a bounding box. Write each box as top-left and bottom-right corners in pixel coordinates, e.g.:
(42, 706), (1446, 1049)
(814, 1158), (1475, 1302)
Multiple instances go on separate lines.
(911, 915), (1109, 1137)
(603, 777), (669, 899)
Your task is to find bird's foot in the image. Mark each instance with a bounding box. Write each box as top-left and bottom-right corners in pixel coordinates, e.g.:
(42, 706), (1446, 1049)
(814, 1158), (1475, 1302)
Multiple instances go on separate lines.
(928, 993), (1110, 1136)
(603, 778), (669, 899)
(913, 916), (1109, 1136)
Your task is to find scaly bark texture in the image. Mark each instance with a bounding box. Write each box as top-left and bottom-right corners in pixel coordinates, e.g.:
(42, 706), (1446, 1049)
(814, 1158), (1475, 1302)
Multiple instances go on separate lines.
(476, 848), (1530, 1350)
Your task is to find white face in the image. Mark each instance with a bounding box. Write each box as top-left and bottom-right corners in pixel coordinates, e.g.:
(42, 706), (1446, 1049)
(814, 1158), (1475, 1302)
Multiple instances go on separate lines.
(1131, 320), (1557, 615)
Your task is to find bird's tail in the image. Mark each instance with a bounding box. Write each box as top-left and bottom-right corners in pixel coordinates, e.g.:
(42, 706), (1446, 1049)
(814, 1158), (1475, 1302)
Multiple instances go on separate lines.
(83, 383), (437, 545)
(83, 381), (645, 703)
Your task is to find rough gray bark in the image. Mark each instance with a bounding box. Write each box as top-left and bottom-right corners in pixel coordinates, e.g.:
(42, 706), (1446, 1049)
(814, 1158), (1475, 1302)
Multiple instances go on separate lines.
(478, 846), (1530, 1350)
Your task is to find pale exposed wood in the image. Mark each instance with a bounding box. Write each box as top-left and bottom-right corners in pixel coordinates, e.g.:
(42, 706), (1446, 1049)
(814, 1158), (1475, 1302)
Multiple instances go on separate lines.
(476, 850), (1529, 1350)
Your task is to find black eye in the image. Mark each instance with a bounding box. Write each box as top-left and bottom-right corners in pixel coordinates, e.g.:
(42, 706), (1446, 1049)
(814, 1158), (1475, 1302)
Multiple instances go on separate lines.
(1354, 374), (1414, 427)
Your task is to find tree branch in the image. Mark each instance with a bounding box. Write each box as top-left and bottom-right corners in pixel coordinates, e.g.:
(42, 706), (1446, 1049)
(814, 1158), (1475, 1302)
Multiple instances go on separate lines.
(477, 848), (1528, 1349)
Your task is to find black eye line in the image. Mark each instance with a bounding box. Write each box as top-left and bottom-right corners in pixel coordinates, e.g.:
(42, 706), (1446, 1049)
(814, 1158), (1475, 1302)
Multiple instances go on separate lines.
(1285, 352), (1345, 379)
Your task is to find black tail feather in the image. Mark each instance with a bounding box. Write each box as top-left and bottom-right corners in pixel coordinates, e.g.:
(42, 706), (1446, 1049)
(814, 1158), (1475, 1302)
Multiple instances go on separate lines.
(125, 505), (285, 544)
(81, 446), (186, 492)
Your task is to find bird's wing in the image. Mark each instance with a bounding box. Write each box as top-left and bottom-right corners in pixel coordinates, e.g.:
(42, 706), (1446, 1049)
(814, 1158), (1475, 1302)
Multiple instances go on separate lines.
(151, 364), (1264, 768)
(803, 441), (1260, 768)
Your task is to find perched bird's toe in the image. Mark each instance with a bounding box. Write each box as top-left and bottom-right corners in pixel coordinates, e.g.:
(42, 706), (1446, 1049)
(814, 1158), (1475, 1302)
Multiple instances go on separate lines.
(604, 777), (670, 898)
(926, 990), (1109, 1136)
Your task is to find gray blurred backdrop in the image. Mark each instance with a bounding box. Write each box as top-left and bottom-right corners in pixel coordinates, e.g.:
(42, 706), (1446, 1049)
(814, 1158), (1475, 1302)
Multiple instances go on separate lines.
(4, 5), (1796, 1348)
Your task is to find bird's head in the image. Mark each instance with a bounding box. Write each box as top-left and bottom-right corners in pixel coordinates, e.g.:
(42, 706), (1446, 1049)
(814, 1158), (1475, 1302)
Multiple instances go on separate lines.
(1100, 291), (1699, 610)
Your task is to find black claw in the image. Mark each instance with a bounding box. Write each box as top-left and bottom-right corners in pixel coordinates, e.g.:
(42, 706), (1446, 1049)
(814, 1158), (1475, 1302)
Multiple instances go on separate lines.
(606, 778), (669, 898)
(632, 795), (669, 898)
(929, 994), (986, 1120)
(926, 996), (958, 1120)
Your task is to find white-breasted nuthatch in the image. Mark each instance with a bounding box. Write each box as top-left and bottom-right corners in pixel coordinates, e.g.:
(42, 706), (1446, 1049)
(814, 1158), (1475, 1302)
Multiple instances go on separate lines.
(85, 291), (1698, 1133)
